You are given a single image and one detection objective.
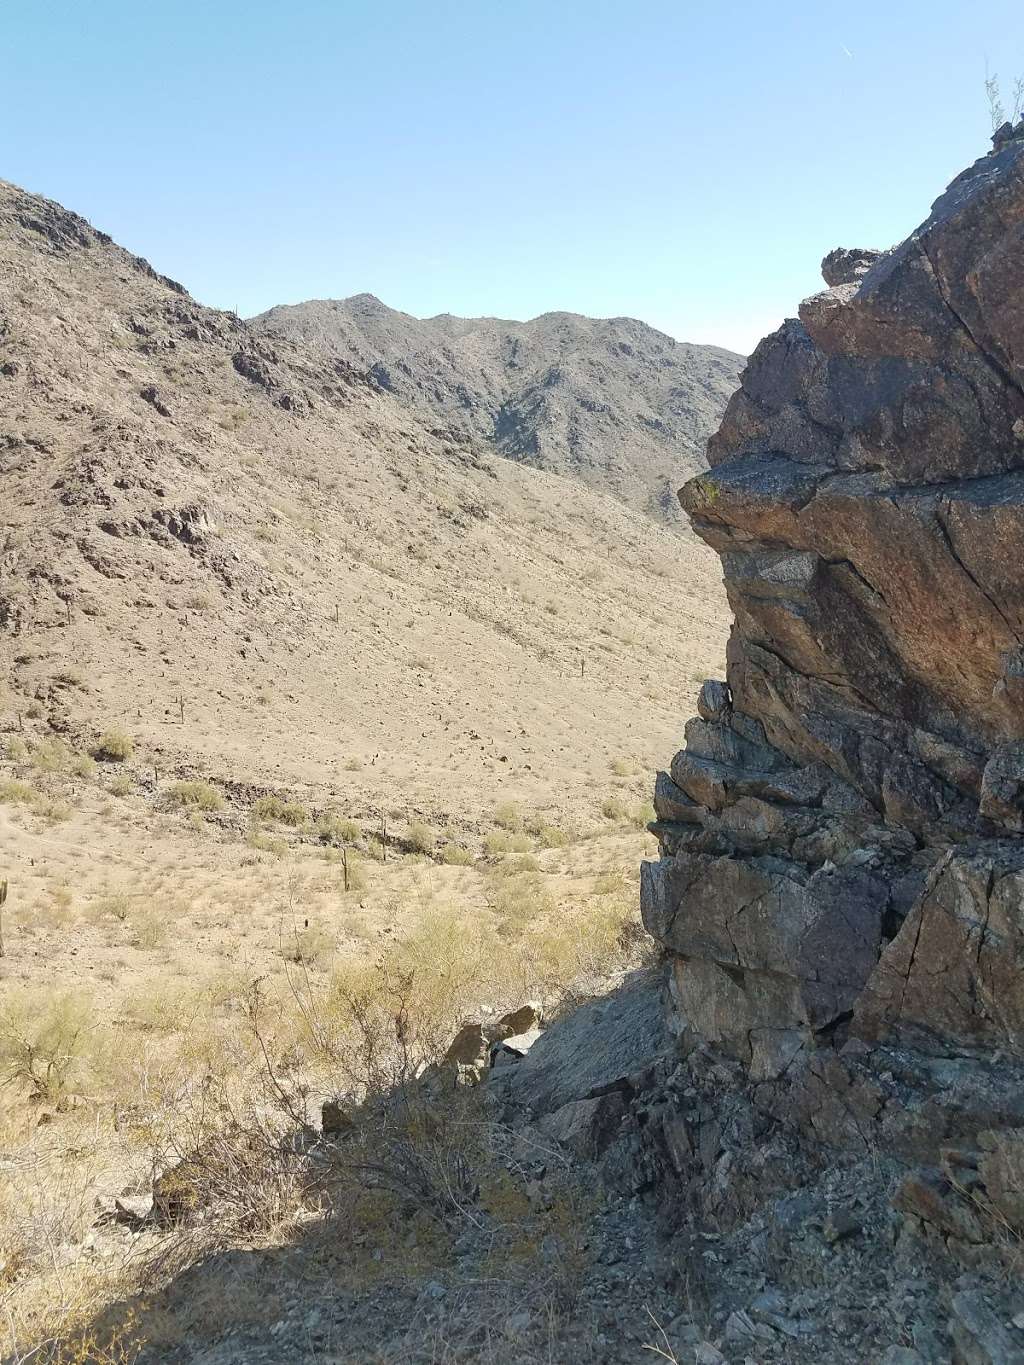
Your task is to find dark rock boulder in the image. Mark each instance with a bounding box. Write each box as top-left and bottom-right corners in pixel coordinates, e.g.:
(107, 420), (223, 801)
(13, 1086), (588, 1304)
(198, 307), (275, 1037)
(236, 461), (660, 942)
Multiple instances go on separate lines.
(643, 138), (1024, 1167)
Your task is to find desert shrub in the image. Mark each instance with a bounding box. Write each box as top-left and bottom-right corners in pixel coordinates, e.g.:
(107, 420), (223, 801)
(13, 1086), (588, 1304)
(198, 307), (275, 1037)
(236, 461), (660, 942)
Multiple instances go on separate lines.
(24, 700), (44, 719)
(184, 592), (211, 612)
(493, 800), (524, 832)
(483, 830), (532, 856)
(246, 830), (288, 858)
(535, 823), (570, 849)
(132, 904), (167, 949)
(631, 799), (656, 829)
(405, 820), (436, 854)
(2, 735), (27, 761)
(315, 811), (361, 845)
(440, 843), (474, 866)
(492, 874), (555, 927)
(601, 794), (630, 822)
(90, 728), (134, 762)
(490, 854), (541, 878)
(169, 780), (225, 812)
(253, 794), (307, 827)
(108, 773), (133, 797)
(284, 923), (333, 966)
(0, 988), (94, 1103)
(609, 756), (634, 777)
(91, 890), (132, 923)
(0, 778), (37, 806)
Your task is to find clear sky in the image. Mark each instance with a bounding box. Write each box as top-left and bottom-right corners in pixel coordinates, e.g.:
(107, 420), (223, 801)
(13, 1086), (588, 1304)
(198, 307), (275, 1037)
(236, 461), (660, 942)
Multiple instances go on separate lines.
(4, 0), (1022, 353)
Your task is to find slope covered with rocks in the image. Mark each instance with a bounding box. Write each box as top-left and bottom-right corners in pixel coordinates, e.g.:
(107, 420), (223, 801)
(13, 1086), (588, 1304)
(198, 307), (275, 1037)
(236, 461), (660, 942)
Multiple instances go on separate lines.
(0, 178), (728, 827)
(252, 295), (743, 523)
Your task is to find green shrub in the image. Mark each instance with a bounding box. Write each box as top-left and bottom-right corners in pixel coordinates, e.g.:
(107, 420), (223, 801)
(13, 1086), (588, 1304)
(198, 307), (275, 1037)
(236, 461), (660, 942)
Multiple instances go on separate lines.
(0, 988), (94, 1103)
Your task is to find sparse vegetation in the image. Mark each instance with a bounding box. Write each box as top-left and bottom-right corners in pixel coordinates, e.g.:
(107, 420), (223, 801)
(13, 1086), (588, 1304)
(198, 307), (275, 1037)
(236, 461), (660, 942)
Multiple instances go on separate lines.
(90, 728), (134, 762)
(405, 820), (435, 854)
(0, 987), (94, 1104)
(493, 799), (524, 832)
(168, 780), (225, 812)
(314, 811), (360, 845)
(440, 842), (474, 865)
(252, 794), (308, 827)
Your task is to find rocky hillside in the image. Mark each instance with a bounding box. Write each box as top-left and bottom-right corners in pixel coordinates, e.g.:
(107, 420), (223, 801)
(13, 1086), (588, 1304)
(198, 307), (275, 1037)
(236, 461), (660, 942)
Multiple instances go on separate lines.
(631, 124), (1024, 1357)
(0, 178), (728, 825)
(252, 294), (743, 523)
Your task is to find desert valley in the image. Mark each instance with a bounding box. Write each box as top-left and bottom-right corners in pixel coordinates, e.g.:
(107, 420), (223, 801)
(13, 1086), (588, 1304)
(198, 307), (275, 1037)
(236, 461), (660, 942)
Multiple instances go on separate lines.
(4, 31), (1024, 1365)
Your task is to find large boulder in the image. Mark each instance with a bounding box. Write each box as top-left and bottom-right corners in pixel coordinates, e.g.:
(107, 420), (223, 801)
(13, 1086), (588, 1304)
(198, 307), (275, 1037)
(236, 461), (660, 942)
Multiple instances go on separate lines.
(643, 138), (1024, 1138)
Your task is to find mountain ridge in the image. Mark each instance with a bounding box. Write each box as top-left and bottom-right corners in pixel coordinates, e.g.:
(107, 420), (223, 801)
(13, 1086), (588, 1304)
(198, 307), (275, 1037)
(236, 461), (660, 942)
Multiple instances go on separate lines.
(252, 293), (743, 523)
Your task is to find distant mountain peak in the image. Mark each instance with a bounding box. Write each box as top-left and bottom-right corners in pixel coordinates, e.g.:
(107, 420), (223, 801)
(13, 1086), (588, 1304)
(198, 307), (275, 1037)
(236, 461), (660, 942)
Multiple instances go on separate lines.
(252, 295), (743, 522)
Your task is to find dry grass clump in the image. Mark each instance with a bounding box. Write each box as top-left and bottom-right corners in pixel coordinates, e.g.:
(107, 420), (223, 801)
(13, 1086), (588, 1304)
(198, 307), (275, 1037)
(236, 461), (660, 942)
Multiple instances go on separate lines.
(252, 794), (307, 827)
(535, 822), (570, 848)
(491, 873), (556, 929)
(492, 800), (524, 832)
(168, 780), (225, 812)
(601, 794), (655, 828)
(483, 829), (532, 856)
(315, 810), (360, 845)
(405, 820), (436, 854)
(90, 728), (134, 762)
(440, 842), (474, 866)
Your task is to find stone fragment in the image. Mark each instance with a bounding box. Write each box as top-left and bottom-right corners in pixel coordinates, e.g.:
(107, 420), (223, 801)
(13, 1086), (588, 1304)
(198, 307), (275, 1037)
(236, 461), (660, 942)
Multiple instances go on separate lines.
(696, 678), (731, 721)
(949, 1288), (1024, 1365)
(654, 770), (703, 823)
(536, 1091), (626, 1155)
(820, 246), (883, 286)
(980, 742), (1024, 831)
(494, 1002), (542, 1037)
(855, 849), (1024, 1055)
(489, 970), (666, 1117)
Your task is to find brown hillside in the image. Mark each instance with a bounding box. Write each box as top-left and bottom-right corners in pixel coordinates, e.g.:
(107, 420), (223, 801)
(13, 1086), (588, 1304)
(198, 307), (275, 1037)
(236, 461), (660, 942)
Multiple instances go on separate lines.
(0, 179), (728, 829)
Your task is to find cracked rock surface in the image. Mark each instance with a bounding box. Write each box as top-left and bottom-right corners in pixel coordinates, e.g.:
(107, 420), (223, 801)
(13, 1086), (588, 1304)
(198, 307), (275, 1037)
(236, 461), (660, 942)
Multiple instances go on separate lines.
(638, 137), (1024, 1238)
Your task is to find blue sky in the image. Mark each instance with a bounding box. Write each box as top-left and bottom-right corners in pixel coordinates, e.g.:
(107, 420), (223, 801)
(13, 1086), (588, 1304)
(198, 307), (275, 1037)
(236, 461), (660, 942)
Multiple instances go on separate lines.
(4, 1), (1022, 353)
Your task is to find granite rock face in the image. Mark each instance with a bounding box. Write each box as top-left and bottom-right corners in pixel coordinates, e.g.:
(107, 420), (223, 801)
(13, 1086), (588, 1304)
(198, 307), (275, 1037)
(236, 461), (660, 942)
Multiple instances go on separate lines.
(643, 140), (1024, 1135)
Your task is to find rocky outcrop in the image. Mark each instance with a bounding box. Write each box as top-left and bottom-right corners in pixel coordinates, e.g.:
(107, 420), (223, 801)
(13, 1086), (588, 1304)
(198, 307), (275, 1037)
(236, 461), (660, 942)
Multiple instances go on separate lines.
(642, 136), (1024, 1156)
